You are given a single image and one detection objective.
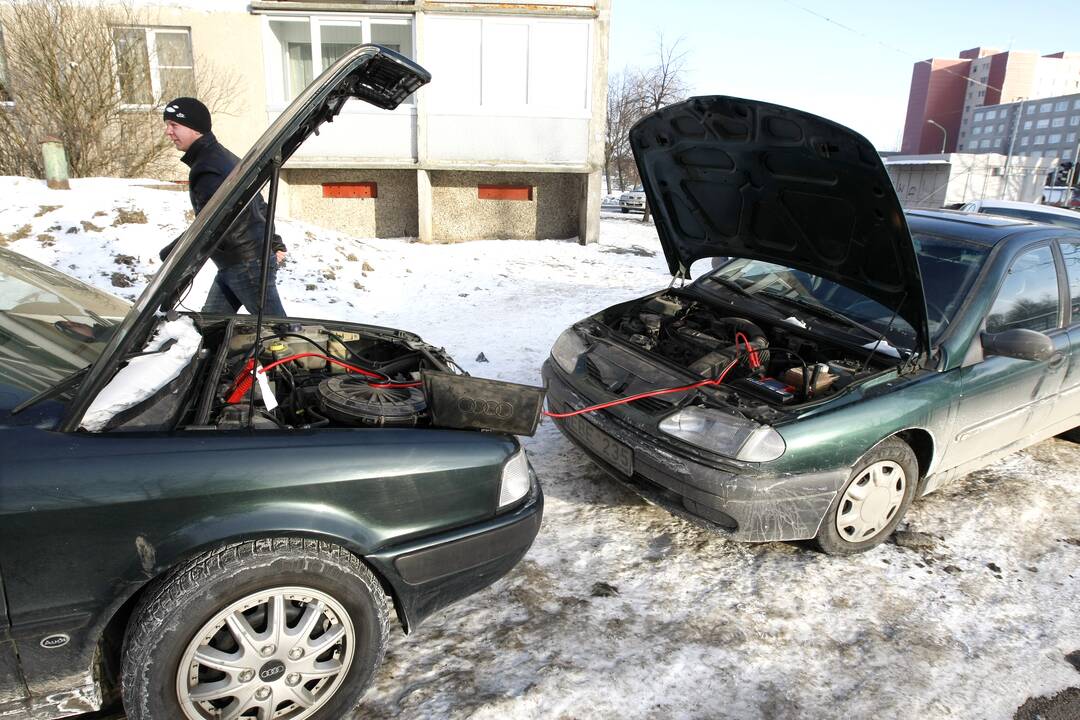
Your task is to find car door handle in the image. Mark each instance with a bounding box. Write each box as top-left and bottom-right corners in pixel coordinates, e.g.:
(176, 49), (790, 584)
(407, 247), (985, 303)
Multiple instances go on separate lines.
(1048, 352), (1066, 370)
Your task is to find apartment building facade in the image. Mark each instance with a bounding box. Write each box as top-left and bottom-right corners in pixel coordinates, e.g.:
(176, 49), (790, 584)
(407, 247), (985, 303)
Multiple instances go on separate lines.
(901, 46), (1080, 155)
(961, 92), (1080, 167)
(0, 0), (612, 243)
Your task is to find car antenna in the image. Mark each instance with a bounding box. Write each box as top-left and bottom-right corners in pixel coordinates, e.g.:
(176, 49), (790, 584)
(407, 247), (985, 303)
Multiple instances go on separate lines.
(247, 155), (283, 430)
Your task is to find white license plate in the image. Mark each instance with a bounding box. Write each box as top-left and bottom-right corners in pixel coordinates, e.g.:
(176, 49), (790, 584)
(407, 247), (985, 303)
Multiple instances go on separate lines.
(563, 413), (634, 476)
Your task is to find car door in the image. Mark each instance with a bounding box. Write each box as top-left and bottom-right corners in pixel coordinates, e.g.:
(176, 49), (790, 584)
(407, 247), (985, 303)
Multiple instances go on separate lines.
(0, 571), (29, 707)
(1056, 239), (1080, 429)
(941, 243), (1069, 473)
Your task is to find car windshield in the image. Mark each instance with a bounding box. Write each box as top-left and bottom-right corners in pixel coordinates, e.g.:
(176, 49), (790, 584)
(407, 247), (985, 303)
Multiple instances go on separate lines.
(702, 233), (989, 347)
(0, 249), (131, 395)
(980, 206), (1080, 231)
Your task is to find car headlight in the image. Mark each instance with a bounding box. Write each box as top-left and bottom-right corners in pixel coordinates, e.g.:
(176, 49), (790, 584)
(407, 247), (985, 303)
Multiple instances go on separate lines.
(499, 449), (532, 508)
(551, 327), (588, 374)
(658, 406), (786, 462)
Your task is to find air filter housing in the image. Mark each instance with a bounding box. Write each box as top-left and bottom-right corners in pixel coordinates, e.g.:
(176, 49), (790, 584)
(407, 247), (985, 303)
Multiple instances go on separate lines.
(317, 376), (427, 427)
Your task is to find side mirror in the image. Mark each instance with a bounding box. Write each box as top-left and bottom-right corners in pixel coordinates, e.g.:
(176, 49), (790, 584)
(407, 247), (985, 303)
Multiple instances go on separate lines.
(981, 328), (1054, 362)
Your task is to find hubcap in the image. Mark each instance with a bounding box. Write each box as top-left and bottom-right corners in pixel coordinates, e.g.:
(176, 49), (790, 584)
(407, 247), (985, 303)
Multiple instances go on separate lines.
(176, 587), (355, 720)
(835, 460), (906, 543)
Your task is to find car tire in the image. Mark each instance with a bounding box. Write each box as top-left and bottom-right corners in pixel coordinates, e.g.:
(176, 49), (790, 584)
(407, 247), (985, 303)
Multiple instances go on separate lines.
(121, 537), (390, 720)
(1058, 428), (1080, 443)
(815, 437), (918, 555)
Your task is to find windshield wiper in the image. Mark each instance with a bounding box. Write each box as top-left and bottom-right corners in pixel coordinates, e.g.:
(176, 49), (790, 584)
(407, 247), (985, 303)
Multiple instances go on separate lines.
(703, 276), (782, 314)
(10, 338), (180, 416)
(760, 293), (888, 344)
(11, 364), (92, 415)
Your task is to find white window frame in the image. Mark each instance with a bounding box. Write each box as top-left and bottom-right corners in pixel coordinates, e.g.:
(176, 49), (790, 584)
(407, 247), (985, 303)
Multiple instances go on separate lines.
(1040, 102), (1053, 113)
(1049, 133), (1062, 144)
(262, 13), (415, 113)
(1037, 119), (1050, 129)
(1034, 135), (1046, 145)
(113, 25), (194, 110)
(1052, 117), (1066, 127)
(1056, 101), (1069, 112)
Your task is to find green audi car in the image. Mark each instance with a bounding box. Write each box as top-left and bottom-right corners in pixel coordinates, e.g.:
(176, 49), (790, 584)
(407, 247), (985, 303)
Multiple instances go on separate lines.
(0, 47), (542, 720)
(544, 96), (1080, 554)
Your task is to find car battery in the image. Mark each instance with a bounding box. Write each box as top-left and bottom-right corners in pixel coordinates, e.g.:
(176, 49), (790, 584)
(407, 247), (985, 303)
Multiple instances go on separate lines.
(732, 376), (796, 404)
(782, 364), (838, 395)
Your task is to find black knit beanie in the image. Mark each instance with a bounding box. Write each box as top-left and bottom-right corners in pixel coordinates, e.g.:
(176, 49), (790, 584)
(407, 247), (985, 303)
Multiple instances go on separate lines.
(163, 97), (212, 134)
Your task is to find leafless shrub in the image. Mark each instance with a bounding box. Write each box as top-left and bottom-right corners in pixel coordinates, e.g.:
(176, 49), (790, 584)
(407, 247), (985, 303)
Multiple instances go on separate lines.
(0, 0), (240, 178)
(604, 33), (691, 197)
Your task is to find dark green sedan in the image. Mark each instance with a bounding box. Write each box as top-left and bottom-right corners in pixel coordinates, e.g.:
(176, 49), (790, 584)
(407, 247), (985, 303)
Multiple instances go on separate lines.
(544, 96), (1080, 554)
(0, 47), (541, 720)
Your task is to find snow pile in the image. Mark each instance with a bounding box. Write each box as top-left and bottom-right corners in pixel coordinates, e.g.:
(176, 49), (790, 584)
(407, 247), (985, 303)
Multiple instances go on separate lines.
(80, 315), (201, 431)
(1, 177), (1078, 720)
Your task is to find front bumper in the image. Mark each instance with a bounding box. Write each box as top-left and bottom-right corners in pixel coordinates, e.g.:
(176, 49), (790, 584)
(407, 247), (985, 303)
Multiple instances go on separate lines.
(367, 473), (543, 632)
(543, 360), (845, 542)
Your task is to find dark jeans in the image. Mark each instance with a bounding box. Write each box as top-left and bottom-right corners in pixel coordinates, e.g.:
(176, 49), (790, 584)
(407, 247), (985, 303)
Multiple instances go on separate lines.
(202, 257), (286, 317)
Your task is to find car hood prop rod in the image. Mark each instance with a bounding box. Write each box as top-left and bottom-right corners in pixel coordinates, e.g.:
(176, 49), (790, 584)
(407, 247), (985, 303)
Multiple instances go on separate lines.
(247, 155), (283, 429)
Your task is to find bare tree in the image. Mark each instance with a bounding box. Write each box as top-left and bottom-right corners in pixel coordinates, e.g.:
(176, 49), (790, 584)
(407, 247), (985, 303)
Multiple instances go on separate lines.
(627, 34), (691, 221)
(632, 33), (691, 115)
(0, 0), (240, 179)
(604, 68), (639, 193)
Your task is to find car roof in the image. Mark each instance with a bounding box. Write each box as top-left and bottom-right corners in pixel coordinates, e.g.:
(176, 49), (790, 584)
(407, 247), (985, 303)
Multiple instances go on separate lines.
(968, 198), (1080, 218)
(904, 208), (1041, 247)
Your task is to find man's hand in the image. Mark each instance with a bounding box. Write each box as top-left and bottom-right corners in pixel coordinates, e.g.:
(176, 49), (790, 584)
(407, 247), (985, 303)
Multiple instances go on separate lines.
(275, 250), (287, 265)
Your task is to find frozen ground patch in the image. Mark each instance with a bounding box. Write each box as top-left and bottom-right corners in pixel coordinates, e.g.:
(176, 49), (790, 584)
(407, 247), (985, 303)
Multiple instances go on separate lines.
(2, 178), (1078, 720)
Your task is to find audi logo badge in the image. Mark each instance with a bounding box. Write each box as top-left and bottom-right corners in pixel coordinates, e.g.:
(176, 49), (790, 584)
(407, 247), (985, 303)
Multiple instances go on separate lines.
(40, 634), (70, 649)
(259, 660), (286, 681)
(457, 397), (514, 419)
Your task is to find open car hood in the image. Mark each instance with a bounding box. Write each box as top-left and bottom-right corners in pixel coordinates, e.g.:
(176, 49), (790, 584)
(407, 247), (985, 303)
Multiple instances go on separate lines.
(60, 45), (430, 431)
(629, 96), (929, 355)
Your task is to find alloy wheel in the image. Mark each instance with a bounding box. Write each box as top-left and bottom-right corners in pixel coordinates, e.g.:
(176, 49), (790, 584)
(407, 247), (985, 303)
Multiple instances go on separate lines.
(176, 586), (355, 720)
(834, 460), (906, 543)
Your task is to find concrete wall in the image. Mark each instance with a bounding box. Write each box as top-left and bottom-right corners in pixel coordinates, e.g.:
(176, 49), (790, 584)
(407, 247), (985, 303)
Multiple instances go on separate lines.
(886, 153), (1053, 208)
(148, 6), (269, 179)
(430, 171), (581, 241)
(284, 169), (419, 238)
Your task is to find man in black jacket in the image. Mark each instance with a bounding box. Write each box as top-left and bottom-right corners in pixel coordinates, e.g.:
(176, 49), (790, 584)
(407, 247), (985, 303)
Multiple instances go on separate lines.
(160, 97), (287, 316)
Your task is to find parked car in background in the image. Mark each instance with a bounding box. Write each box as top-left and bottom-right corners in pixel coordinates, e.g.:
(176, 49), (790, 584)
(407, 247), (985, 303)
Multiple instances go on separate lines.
(619, 185), (646, 213)
(0, 46), (542, 720)
(544, 96), (1080, 554)
(962, 198), (1080, 231)
(1042, 185), (1080, 209)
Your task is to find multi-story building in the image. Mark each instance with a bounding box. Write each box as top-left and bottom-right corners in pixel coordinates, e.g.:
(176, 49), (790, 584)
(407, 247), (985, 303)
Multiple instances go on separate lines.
(1, 0), (612, 243)
(962, 92), (1080, 167)
(901, 47), (1080, 155)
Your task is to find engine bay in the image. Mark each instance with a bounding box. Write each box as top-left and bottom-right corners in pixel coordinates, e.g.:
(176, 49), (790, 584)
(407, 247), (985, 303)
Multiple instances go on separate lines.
(599, 291), (899, 408)
(198, 320), (451, 430)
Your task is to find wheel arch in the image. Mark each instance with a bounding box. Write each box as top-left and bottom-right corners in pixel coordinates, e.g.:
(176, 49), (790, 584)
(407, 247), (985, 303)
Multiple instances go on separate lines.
(893, 427), (936, 487)
(93, 514), (409, 694)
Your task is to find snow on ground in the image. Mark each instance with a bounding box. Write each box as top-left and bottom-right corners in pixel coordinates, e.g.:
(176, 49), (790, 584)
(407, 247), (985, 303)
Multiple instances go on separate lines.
(2, 179), (1078, 719)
